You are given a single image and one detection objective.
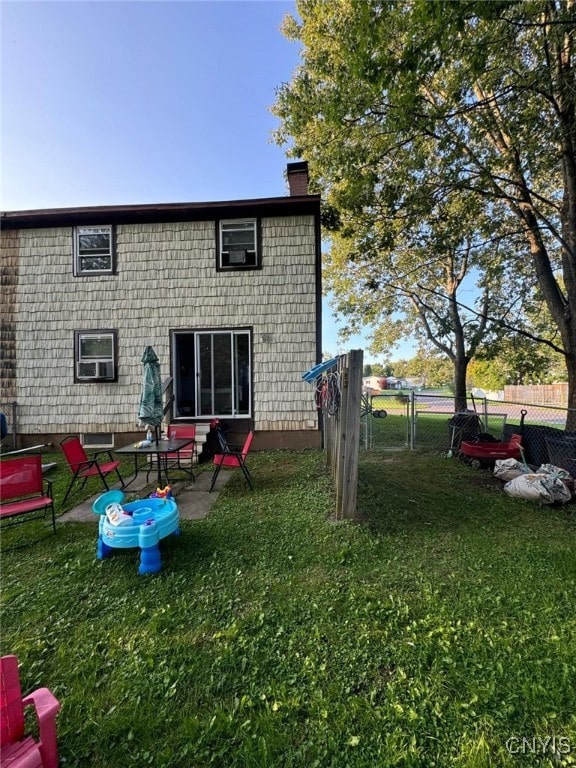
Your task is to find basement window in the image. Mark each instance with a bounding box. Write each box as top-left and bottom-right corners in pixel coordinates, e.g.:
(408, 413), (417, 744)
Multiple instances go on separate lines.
(82, 433), (114, 449)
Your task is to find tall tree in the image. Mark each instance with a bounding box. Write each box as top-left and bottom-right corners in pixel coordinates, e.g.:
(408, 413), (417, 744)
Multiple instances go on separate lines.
(274, 0), (576, 426)
(473, 289), (568, 385)
(325, 190), (522, 409)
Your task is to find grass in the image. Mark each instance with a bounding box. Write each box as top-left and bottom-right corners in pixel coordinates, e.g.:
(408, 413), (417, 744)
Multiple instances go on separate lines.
(1, 448), (576, 766)
(366, 408), (568, 455)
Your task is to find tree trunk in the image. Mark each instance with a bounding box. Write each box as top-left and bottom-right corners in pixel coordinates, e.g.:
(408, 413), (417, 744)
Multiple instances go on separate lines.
(565, 352), (576, 431)
(453, 354), (470, 413)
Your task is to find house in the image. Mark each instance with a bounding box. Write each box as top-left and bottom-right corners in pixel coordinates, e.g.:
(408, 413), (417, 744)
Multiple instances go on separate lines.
(0, 162), (322, 452)
(384, 377), (410, 390)
(362, 376), (386, 393)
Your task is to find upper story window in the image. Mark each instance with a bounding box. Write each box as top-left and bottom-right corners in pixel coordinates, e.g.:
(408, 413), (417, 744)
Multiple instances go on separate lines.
(74, 330), (117, 382)
(217, 219), (261, 271)
(73, 225), (115, 275)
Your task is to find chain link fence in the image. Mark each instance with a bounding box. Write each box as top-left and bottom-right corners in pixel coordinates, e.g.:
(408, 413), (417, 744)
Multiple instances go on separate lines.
(362, 391), (576, 475)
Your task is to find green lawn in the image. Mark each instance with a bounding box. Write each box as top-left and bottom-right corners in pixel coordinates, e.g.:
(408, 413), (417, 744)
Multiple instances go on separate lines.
(1, 449), (575, 767)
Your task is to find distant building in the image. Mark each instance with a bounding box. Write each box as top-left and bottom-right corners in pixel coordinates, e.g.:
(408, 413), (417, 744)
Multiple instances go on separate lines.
(362, 376), (385, 392)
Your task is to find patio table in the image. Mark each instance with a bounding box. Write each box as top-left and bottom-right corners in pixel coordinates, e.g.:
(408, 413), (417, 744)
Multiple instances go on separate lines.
(115, 437), (196, 488)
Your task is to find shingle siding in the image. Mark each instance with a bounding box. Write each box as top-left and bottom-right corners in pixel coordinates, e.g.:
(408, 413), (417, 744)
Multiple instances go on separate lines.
(0, 229), (20, 403)
(9, 215), (319, 436)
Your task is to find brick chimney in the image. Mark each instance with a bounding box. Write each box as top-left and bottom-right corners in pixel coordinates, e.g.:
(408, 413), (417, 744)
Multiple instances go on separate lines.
(287, 161), (309, 196)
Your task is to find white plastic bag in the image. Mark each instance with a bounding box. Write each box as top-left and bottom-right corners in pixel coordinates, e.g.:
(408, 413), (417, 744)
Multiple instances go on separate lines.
(504, 473), (572, 504)
(547, 476), (572, 503)
(494, 459), (528, 482)
(536, 463), (574, 481)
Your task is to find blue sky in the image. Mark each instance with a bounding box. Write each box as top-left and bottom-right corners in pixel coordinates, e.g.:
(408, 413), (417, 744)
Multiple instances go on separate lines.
(1, 0), (412, 362)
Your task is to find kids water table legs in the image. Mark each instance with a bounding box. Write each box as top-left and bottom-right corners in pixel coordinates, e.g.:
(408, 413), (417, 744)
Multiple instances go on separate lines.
(94, 491), (180, 574)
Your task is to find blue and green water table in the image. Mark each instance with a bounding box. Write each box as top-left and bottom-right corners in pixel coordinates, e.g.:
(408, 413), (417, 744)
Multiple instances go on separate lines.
(92, 487), (180, 574)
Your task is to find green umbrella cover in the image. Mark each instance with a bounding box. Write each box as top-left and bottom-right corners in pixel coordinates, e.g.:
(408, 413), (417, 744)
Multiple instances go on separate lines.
(138, 346), (164, 438)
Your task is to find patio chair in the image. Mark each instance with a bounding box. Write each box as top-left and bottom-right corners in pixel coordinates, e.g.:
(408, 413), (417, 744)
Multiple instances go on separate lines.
(60, 435), (125, 505)
(146, 423), (197, 483)
(0, 654), (61, 768)
(209, 430), (254, 492)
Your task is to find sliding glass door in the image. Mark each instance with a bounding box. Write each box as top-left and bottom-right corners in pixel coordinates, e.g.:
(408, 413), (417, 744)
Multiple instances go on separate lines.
(174, 329), (251, 419)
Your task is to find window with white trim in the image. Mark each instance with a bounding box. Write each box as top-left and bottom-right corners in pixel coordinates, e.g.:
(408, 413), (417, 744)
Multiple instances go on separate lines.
(217, 219), (260, 270)
(74, 330), (117, 382)
(73, 225), (115, 275)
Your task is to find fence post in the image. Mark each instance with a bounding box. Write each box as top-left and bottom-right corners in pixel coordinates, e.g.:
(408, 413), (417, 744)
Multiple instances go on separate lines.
(362, 389), (372, 450)
(410, 390), (416, 449)
(336, 349), (363, 521)
(481, 397), (488, 432)
(334, 355), (347, 517)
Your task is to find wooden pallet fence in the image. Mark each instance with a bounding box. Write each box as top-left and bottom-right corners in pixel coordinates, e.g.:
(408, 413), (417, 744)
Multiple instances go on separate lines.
(322, 350), (363, 520)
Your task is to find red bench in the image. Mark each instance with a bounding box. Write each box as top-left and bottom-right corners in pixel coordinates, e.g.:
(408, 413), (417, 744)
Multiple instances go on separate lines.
(0, 454), (56, 534)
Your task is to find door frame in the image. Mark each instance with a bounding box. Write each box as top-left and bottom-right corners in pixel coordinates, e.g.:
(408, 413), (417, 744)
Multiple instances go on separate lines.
(171, 327), (252, 420)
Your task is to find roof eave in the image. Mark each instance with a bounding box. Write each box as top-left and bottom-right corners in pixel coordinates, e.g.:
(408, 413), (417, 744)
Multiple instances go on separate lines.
(0, 195), (321, 229)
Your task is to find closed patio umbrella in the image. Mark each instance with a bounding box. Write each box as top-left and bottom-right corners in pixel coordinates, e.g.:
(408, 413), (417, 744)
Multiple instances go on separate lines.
(138, 346), (164, 443)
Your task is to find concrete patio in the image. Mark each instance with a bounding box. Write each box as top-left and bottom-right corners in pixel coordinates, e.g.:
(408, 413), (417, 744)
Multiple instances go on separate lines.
(58, 466), (232, 523)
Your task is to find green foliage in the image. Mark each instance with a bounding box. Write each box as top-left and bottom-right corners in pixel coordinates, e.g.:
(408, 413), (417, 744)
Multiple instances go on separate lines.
(364, 361), (391, 377)
(2, 449), (576, 766)
(469, 337), (567, 388)
(274, 0), (576, 415)
(467, 357), (507, 391)
(393, 349), (454, 388)
(472, 292), (568, 386)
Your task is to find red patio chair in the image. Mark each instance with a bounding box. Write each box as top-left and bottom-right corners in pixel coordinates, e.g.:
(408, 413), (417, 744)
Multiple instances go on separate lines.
(60, 435), (125, 505)
(0, 654), (61, 768)
(209, 430), (254, 492)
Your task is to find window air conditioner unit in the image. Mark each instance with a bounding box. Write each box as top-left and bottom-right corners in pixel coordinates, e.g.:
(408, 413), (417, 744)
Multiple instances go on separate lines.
(227, 249), (247, 264)
(77, 361), (114, 380)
